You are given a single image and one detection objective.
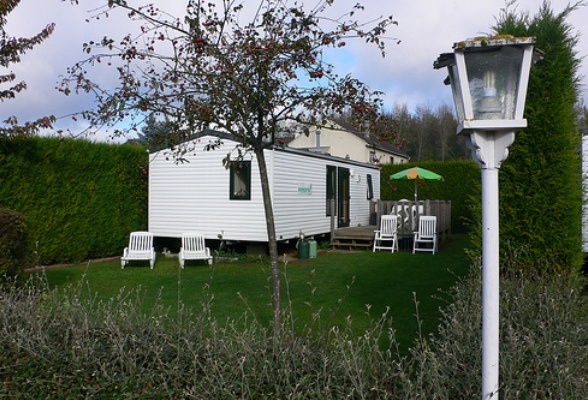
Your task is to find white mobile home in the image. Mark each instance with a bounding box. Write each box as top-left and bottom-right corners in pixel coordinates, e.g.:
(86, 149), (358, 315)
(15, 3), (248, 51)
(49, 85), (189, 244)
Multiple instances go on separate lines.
(148, 131), (381, 243)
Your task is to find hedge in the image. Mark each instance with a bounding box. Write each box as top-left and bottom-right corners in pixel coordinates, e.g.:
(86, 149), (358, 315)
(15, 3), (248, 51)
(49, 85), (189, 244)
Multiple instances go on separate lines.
(0, 137), (147, 265)
(0, 208), (29, 278)
(487, 5), (584, 274)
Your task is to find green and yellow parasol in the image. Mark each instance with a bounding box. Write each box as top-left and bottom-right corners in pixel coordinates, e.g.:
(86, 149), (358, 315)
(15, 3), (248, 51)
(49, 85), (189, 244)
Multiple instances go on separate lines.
(390, 167), (443, 202)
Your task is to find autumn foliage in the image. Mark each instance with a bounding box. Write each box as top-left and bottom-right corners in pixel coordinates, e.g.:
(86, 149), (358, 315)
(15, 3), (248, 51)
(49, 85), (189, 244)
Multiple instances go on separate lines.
(60, 0), (398, 334)
(0, 0), (56, 136)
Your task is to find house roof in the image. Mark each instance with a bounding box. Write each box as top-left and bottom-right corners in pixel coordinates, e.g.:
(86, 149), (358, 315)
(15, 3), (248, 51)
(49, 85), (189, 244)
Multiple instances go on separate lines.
(334, 120), (409, 159)
(150, 129), (381, 169)
(147, 129), (235, 153)
(274, 121), (409, 160)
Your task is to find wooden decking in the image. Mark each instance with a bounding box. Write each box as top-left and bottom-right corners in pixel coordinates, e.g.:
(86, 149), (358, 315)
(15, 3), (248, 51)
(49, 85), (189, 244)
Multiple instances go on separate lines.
(331, 199), (452, 251)
(331, 226), (377, 250)
(331, 225), (418, 251)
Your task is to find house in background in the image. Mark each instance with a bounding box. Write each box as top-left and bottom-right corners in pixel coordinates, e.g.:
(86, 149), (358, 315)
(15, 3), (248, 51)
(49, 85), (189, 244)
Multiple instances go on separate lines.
(285, 121), (409, 165)
(148, 130), (381, 247)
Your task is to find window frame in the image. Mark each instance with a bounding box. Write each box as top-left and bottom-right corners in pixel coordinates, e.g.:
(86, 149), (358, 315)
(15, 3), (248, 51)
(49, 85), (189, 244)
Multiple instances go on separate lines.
(367, 174), (374, 199)
(326, 165), (336, 216)
(229, 160), (251, 200)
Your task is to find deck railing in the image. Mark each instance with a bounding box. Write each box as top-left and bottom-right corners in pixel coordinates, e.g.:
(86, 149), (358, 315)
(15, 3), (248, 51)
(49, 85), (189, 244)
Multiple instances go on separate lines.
(376, 200), (452, 242)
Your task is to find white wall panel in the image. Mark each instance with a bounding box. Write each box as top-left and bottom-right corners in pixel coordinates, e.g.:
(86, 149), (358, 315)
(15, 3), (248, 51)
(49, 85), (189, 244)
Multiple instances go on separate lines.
(149, 134), (380, 242)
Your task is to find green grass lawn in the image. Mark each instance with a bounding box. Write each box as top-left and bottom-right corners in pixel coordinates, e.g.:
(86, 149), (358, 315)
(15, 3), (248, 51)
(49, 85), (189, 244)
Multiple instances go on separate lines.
(34, 235), (471, 352)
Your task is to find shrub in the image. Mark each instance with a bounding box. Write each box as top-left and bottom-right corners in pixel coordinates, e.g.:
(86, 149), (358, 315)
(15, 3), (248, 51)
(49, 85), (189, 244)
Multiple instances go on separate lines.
(0, 208), (29, 279)
(0, 275), (400, 398)
(0, 267), (585, 398)
(404, 263), (588, 398)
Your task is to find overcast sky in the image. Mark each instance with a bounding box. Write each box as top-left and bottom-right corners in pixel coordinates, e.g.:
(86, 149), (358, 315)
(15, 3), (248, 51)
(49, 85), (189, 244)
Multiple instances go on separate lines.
(2, 0), (587, 142)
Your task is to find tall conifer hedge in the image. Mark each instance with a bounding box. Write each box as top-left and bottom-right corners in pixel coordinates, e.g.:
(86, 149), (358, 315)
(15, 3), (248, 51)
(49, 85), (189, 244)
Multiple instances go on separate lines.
(0, 137), (148, 265)
(474, 2), (583, 274)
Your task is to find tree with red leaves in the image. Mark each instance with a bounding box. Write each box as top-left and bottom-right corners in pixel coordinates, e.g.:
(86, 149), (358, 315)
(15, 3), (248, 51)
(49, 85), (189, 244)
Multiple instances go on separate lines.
(1, 0), (56, 136)
(61, 0), (398, 338)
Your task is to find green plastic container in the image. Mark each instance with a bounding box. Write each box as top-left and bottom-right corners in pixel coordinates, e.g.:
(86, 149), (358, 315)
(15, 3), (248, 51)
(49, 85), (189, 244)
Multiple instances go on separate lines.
(308, 240), (317, 258)
(298, 240), (310, 259)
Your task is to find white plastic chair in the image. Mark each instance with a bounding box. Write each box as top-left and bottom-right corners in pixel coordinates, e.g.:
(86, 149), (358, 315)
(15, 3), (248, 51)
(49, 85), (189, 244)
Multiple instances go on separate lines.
(395, 200), (411, 227)
(413, 216), (437, 254)
(121, 231), (156, 269)
(373, 215), (399, 253)
(179, 232), (213, 268)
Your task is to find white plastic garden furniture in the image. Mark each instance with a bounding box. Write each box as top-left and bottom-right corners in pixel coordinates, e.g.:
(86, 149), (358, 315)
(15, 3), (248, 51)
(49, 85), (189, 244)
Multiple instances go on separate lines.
(121, 231), (156, 269)
(373, 214), (399, 253)
(413, 216), (437, 254)
(179, 232), (213, 268)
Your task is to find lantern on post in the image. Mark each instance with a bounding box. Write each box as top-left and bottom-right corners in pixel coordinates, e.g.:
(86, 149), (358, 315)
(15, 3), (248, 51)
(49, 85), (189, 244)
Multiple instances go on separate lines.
(434, 36), (542, 400)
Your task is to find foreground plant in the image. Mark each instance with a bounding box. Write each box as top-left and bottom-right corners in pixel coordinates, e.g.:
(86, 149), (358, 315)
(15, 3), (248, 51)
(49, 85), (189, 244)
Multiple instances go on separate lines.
(1, 266), (586, 398)
(405, 266), (588, 399)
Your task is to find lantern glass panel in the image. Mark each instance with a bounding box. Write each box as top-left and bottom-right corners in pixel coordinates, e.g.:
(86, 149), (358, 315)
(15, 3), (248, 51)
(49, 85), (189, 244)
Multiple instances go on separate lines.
(465, 46), (525, 120)
(449, 63), (465, 121)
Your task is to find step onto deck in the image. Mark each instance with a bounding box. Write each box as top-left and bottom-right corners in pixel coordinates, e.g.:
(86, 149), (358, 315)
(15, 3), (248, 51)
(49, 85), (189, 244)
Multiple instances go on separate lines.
(331, 237), (373, 251)
(331, 225), (376, 251)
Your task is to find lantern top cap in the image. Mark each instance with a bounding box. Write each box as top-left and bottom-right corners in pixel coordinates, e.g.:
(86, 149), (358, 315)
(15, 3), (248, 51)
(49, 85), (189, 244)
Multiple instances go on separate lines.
(454, 35), (535, 50)
(434, 35), (542, 70)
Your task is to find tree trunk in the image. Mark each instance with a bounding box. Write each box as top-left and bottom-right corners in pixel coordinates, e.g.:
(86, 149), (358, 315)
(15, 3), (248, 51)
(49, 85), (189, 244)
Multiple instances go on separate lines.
(254, 147), (281, 341)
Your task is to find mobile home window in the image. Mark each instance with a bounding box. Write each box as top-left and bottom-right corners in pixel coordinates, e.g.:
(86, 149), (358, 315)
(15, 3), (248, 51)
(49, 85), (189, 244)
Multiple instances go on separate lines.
(326, 165), (336, 216)
(230, 161), (251, 200)
(367, 174), (374, 199)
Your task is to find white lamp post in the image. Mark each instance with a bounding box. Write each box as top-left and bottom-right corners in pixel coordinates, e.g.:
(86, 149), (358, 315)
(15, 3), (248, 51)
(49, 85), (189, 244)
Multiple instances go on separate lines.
(434, 36), (542, 400)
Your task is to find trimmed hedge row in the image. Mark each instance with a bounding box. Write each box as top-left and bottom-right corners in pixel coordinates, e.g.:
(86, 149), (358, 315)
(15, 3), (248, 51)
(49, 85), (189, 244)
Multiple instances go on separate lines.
(0, 208), (29, 277)
(0, 137), (147, 265)
(381, 160), (480, 234)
